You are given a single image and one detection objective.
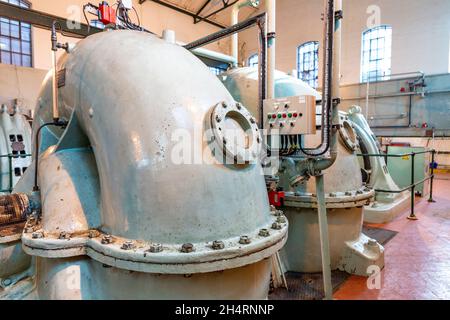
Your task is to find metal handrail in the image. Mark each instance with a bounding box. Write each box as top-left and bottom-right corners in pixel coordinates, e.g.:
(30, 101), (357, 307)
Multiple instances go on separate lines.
(357, 149), (436, 220)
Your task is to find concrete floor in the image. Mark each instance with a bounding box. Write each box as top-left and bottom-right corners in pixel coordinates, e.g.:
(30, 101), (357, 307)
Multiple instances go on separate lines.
(334, 174), (450, 300)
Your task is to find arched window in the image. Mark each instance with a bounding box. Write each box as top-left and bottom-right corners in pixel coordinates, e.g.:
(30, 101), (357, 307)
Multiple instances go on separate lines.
(248, 53), (258, 67)
(0, 0), (32, 67)
(297, 41), (319, 88)
(361, 25), (392, 82)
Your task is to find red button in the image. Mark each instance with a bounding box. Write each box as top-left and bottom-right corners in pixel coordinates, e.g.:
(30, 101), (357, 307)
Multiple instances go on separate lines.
(282, 113), (287, 118)
(293, 113), (298, 118)
(271, 114), (277, 119)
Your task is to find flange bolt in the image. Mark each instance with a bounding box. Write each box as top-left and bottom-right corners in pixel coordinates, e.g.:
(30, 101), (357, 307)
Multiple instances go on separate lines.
(271, 222), (282, 230)
(121, 240), (136, 250)
(181, 243), (194, 253)
(59, 231), (70, 240)
(277, 216), (286, 224)
(88, 230), (100, 238)
(148, 243), (163, 253)
(239, 235), (251, 245)
(101, 234), (113, 244)
(259, 229), (270, 237)
(212, 240), (225, 250)
(32, 231), (44, 239)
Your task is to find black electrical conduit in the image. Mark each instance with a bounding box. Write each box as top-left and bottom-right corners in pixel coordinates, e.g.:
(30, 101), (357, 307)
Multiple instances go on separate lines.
(299, 0), (336, 157)
(33, 120), (68, 192)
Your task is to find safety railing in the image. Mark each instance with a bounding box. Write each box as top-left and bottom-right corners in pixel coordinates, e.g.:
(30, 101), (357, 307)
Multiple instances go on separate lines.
(0, 153), (32, 193)
(357, 149), (436, 220)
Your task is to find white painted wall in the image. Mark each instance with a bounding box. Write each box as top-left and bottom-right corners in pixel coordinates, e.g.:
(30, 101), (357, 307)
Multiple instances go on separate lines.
(0, 63), (48, 113)
(239, 0), (450, 85)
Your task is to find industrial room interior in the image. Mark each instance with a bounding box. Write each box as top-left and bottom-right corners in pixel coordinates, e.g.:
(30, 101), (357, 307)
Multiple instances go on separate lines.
(0, 0), (450, 303)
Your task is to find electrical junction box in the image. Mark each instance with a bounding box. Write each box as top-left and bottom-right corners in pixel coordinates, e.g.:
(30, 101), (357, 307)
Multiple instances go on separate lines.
(263, 95), (316, 135)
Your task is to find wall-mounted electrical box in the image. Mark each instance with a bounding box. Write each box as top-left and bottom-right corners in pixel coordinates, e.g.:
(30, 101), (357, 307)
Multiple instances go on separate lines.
(263, 96), (316, 135)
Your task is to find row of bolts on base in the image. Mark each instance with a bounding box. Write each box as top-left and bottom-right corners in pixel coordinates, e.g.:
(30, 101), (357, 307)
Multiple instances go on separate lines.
(27, 215), (286, 254)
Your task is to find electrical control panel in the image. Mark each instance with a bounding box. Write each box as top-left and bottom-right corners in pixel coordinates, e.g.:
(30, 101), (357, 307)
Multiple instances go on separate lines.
(263, 95), (317, 135)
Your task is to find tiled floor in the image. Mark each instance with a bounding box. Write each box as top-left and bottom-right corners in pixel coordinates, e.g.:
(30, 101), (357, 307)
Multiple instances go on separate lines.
(334, 174), (450, 300)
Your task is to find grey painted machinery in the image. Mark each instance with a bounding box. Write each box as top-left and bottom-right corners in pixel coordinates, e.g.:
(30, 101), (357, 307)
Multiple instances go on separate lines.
(221, 67), (385, 277)
(0, 30), (288, 299)
(347, 105), (410, 223)
(0, 105), (32, 194)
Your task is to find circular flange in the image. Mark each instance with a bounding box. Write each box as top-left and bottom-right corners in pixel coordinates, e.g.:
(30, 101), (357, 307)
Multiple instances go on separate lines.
(339, 120), (358, 152)
(208, 101), (261, 164)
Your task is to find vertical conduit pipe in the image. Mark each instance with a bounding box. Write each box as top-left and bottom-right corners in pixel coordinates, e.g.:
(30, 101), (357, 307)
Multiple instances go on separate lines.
(266, 0), (276, 99)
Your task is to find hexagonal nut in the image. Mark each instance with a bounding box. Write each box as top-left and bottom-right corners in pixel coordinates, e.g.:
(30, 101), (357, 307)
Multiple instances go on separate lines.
(356, 190), (364, 195)
(59, 231), (70, 240)
(271, 222), (282, 230)
(259, 229), (270, 237)
(101, 234), (113, 244)
(222, 101), (228, 109)
(277, 216), (286, 224)
(121, 241), (136, 250)
(329, 192), (337, 198)
(181, 243), (194, 253)
(239, 236), (251, 245)
(345, 191), (352, 196)
(88, 230), (100, 238)
(273, 210), (284, 217)
(148, 243), (163, 253)
(215, 115), (222, 123)
(211, 240), (225, 250)
(367, 239), (378, 247)
(32, 231), (44, 239)
(24, 226), (35, 234)
(236, 102), (242, 110)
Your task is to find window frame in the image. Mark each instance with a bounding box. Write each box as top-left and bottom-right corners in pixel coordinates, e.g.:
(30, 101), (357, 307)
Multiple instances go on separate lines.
(297, 41), (320, 89)
(0, 0), (33, 68)
(247, 53), (258, 68)
(360, 24), (392, 83)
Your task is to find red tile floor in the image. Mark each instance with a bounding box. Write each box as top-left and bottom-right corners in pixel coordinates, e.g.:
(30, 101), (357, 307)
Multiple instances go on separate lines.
(334, 174), (450, 300)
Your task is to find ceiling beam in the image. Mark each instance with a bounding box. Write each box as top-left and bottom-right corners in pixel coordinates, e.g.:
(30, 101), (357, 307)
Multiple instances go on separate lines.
(194, 0), (239, 25)
(0, 1), (102, 38)
(140, 0), (227, 29)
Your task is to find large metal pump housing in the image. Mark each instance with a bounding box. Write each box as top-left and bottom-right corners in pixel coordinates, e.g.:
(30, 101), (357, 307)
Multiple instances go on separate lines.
(0, 30), (288, 300)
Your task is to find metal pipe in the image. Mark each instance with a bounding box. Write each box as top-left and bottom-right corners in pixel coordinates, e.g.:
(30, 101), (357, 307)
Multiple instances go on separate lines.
(51, 50), (59, 122)
(407, 153), (417, 220)
(184, 13), (267, 128)
(428, 150), (436, 203)
(300, 0), (340, 158)
(184, 13), (266, 50)
(230, 0), (260, 66)
(266, 0), (276, 99)
(315, 173), (333, 300)
(231, 3), (240, 65)
(257, 16), (267, 128)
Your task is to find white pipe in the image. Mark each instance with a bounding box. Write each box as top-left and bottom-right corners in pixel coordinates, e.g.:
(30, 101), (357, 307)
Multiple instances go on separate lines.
(266, 0), (276, 99)
(230, 0), (261, 67)
(192, 47), (237, 66)
(231, 3), (240, 66)
(172, 29), (237, 67)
